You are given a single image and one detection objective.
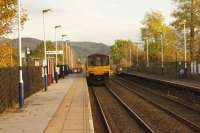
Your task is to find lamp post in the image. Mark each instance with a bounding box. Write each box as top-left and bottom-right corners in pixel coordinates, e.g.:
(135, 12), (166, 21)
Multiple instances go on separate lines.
(183, 20), (187, 78)
(129, 46), (132, 67)
(65, 40), (69, 72)
(135, 42), (143, 67)
(136, 43), (139, 67)
(144, 38), (150, 68)
(157, 32), (164, 74)
(68, 42), (71, 69)
(54, 25), (61, 83)
(17, 0), (24, 108)
(61, 34), (67, 78)
(42, 9), (51, 91)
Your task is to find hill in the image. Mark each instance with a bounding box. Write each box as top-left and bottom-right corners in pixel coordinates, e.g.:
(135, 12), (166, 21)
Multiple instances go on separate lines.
(0, 37), (42, 50)
(70, 41), (110, 59)
(12, 38), (42, 50)
(0, 38), (110, 59)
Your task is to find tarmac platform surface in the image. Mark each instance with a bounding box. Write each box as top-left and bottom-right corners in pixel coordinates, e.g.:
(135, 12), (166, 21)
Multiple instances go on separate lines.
(0, 74), (94, 133)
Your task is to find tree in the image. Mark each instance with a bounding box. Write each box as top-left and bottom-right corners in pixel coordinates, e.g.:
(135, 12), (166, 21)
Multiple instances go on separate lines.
(172, 0), (200, 61)
(0, 43), (17, 67)
(141, 11), (179, 63)
(111, 39), (139, 67)
(111, 40), (127, 66)
(0, 0), (27, 36)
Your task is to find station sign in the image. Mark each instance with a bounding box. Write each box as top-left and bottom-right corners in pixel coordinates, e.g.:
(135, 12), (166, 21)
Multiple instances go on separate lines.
(46, 50), (64, 55)
(26, 48), (31, 55)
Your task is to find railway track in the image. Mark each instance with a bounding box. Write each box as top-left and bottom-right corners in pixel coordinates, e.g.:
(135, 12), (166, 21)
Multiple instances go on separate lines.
(90, 85), (155, 133)
(88, 86), (109, 133)
(115, 75), (200, 113)
(110, 76), (200, 132)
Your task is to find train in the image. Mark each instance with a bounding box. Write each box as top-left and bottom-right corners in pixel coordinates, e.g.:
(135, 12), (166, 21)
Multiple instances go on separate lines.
(86, 54), (110, 85)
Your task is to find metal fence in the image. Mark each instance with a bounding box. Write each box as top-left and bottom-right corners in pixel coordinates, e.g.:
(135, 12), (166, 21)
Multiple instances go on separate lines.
(130, 61), (200, 80)
(0, 67), (43, 112)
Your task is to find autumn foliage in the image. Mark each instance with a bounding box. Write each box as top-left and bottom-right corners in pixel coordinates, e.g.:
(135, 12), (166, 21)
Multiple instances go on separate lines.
(0, 43), (17, 67)
(0, 0), (27, 36)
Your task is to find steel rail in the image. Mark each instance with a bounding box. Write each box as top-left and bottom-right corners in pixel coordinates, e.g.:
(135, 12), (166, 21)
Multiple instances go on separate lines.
(115, 76), (200, 113)
(111, 77), (200, 132)
(90, 86), (112, 133)
(104, 84), (155, 133)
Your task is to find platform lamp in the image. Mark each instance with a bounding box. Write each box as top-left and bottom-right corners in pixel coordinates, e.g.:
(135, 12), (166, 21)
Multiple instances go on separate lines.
(42, 9), (51, 91)
(157, 32), (164, 74)
(135, 42), (143, 68)
(183, 20), (187, 78)
(143, 37), (150, 68)
(17, 0), (24, 108)
(54, 25), (62, 83)
(61, 34), (67, 78)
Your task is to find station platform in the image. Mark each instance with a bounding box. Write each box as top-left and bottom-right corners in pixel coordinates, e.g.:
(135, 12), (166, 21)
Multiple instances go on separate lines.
(45, 75), (94, 133)
(0, 74), (94, 133)
(125, 71), (200, 90)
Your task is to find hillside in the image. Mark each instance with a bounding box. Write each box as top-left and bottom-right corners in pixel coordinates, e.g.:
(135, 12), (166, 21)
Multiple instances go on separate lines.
(0, 38), (110, 59)
(70, 41), (110, 59)
(0, 37), (42, 50)
(12, 38), (42, 50)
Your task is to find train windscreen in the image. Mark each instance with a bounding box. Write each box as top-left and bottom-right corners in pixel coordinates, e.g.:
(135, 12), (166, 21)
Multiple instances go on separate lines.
(88, 55), (109, 66)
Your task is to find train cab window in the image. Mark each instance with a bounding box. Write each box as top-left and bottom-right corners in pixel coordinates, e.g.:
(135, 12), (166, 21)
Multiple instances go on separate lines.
(102, 57), (109, 66)
(88, 58), (95, 66)
(96, 57), (101, 66)
(88, 55), (109, 66)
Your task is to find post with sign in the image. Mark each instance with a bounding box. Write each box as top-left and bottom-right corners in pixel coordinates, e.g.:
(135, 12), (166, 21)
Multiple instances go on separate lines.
(26, 48), (30, 66)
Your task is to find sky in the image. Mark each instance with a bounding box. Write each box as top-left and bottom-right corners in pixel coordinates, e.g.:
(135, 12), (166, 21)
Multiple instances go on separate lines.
(13, 0), (174, 45)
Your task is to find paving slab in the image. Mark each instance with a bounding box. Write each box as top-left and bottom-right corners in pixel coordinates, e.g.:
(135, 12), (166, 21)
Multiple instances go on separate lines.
(45, 75), (94, 133)
(0, 75), (75, 133)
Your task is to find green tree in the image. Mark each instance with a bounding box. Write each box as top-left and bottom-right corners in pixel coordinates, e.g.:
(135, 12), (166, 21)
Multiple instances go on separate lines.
(172, 0), (200, 61)
(0, 0), (27, 36)
(111, 40), (127, 66)
(111, 39), (137, 67)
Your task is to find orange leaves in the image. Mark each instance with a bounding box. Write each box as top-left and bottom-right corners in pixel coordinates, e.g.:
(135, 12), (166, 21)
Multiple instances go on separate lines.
(0, 43), (17, 67)
(0, 0), (27, 36)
